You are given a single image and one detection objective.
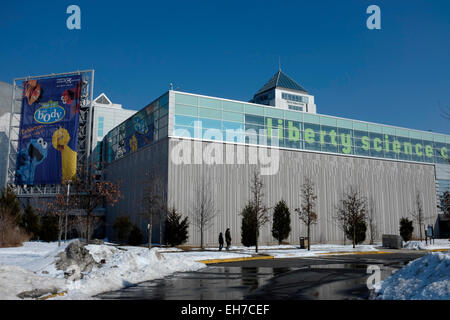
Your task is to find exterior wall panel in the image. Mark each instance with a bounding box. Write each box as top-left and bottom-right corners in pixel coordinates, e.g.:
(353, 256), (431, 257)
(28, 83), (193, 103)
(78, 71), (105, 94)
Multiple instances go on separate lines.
(104, 138), (169, 243)
(167, 138), (437, 247)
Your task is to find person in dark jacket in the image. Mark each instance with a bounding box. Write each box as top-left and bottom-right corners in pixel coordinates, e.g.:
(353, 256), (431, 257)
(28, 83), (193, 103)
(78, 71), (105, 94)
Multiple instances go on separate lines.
(225, 228), (231, 250)
(218, 232), (224, 251)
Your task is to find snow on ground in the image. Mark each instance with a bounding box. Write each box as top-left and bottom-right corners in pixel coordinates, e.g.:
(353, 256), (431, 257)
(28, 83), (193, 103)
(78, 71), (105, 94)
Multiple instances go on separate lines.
(374, 252), (450, 300)
(403, 239), (450, 251)
(1, 239), (449, 300)
(0, 241), (206, 300)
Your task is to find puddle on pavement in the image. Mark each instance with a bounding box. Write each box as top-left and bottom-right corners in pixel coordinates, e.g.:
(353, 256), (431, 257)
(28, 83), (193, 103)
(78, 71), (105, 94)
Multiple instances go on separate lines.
(96, 263), (400, 300)
(301, 263), (399, 300)
(97, 266), (295, 300)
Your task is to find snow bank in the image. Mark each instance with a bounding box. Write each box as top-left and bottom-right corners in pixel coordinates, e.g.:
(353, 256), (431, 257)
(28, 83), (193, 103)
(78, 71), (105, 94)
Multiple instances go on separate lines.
(64, 245), (205, 299)
(0, 241), (206, 300)
(403, 241), (426, 250)
(374, 252), (450, 300)
(3, 239), (448, 300)
(403, 239), (450, 251)
(0, 265), (66, 300)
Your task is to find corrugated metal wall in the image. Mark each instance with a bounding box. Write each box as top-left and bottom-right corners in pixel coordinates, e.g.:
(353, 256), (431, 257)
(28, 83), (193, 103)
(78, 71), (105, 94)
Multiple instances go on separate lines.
(104, 138), (169, 243)
(104, 137), (437, 246)
(167, 139), (438, 247)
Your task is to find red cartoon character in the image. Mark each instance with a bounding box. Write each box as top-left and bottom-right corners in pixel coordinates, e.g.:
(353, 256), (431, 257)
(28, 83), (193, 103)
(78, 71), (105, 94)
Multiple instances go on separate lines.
(61, 82), (81, 114)
(23, 80), (41, 105)
(61, 89), (75, 105)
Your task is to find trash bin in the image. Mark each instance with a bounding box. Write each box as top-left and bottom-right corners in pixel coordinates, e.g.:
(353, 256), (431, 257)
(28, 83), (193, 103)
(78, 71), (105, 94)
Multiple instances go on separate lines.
(299, 237), (309, 249)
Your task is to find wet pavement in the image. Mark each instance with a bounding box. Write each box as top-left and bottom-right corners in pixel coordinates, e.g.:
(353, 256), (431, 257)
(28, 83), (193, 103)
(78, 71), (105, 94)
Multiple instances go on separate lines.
(96, 252), (423, 300)
(97, 266), (286, 300)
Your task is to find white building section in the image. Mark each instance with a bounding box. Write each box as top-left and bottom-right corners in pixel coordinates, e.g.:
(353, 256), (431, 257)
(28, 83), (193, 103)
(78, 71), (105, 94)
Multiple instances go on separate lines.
(91, 93), (137, 166)
(91, 93), (137, 145)
(251, 70), (316, 113)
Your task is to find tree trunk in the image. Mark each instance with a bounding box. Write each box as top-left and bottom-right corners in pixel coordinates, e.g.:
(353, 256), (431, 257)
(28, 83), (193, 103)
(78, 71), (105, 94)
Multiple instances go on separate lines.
(148, 222), (152, 249)
(200, 225), (204, 250)
(255, 228), (258, 253)
(86, 212), (90, 244)
(58, 214), (62, 247)
(159, 215), (163, 246)
(353, 222), (356, 248)
(307, 223), (310, 251)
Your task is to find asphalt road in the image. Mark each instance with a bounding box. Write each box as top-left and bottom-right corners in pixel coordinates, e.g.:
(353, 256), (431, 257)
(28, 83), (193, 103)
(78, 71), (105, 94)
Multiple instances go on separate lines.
(97, 251), (427, 300)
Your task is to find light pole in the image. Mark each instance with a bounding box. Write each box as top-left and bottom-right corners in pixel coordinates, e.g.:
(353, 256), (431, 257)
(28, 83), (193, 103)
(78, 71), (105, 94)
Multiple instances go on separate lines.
(65, 180), (71, 242)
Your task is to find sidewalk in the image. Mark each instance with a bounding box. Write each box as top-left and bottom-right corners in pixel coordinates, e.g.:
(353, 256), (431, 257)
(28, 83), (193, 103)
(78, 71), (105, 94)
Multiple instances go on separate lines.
(170, 242), (450, 264)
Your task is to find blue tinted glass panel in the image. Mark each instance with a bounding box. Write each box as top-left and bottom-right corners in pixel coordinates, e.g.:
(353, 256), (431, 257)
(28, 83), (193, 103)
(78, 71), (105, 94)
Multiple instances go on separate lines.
(174, 115), (197, 127)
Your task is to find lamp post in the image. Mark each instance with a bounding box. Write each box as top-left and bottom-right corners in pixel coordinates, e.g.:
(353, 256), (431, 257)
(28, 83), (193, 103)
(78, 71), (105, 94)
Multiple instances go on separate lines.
(65, 180), (71, 242)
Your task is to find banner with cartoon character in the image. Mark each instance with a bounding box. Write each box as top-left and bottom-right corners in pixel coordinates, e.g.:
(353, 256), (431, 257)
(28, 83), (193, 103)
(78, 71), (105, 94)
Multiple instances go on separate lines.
(15, 75), (82, 185)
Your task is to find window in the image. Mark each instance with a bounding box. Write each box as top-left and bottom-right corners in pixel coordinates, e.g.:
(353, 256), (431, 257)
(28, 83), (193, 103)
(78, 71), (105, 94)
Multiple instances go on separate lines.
(282, 93), (308, 104)
(288, 105), (303, 112)
(97, 116), (104, 137)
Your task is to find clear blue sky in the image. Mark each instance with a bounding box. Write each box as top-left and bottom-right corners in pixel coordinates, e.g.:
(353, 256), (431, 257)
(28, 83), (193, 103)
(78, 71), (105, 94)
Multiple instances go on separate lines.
(1, 0), (449, 134)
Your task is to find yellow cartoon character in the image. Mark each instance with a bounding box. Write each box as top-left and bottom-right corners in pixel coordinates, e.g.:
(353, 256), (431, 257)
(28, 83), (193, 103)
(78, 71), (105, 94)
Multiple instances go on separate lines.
(129, 134), (138, 153)
(52, 127), (77, 182)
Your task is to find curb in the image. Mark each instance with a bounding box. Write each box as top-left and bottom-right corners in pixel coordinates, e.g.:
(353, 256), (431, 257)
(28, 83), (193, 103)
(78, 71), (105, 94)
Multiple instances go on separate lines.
(426, 248), (449, 252)
(197, 255), (274, 265)
(317, 250), (392, 256)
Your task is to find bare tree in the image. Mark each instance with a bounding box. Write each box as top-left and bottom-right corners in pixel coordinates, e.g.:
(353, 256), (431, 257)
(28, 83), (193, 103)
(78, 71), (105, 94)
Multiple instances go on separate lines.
(335, 186), (367, 248)
(249, 170), (270, 253)
(366, 196), (378, 245)
(191, 175), (217, 249)
(295, 178), (317, 250)
(410, 191), (433, 241)
(43, 188), (73, 247)
(141, 171), (166, 249)
(439, 191), (450, 217)
(70, 169), (121, 244)
(72, 215), (103, 240)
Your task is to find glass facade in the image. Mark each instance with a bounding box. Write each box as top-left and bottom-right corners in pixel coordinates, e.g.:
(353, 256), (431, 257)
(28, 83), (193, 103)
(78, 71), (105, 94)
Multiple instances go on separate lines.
(103, 93), (168, 163)
(173, 92), (450, 166)
(97, 116), (104, 137)
(102, 91), (450, 167)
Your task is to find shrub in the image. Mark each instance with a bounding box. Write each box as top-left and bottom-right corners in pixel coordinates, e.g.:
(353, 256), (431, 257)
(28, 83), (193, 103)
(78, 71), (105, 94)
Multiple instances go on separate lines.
(345, 218), (367, 245)
(113, 216), (133, 244)
(400, 217), (414, 242)
(0, 187), (21, 225)
(0, 207), (30, 247)
(20, 203), (40, 240)
(128, 225), (143, 246)
(39, 214), (59, 242)
(165, 207), (189, 247)
(272, 200), (291, 245)
(241, 203), (257, 247)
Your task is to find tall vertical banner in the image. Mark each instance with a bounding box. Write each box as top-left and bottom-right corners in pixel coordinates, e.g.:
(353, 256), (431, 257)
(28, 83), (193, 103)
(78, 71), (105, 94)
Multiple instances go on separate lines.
(15, 75), (82, 185)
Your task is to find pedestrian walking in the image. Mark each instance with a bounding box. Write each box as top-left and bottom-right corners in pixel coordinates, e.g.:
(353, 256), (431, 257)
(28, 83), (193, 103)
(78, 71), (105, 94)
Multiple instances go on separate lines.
(218, 232), (224, 251)
(225, 228), (231, 250)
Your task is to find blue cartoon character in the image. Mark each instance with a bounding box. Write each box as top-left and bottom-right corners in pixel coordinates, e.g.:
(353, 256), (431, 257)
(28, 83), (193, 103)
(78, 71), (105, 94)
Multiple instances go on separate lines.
(15, 138), (48, 185)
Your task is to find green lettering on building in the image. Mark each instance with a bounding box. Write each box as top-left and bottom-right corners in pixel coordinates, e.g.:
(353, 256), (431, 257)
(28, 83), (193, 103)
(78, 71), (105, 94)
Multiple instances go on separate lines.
(305, 128), (315, 144)
(441, 147), (448, 160)
(262, 116), (448, 163)
(362, 136), (370, 151)
(393, 140), (401, 154)
(288, 121), (299, 141)
(329, 130), (338, 146)
(278, 119), (283, 140)
(373, 138), (382, 152)
(404, 142), (412, 155)
(425, 145), (433, 158)
(341, 134), (351, 154)
(415, 144), (423, 156)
